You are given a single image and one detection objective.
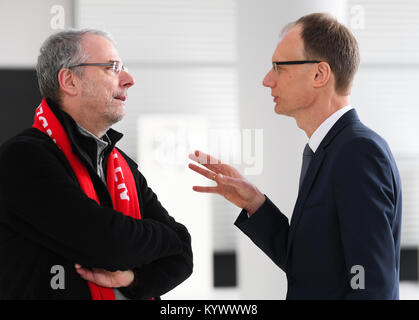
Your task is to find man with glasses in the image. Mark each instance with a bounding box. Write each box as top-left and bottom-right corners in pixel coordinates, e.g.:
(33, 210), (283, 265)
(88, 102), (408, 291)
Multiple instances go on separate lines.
(189, 13), (401, 299)
(0, 29), (192, 299)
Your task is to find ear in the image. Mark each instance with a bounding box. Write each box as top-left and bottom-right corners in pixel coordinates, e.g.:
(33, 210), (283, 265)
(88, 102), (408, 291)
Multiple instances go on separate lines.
(313, 62), (332, 89)
(57, 68), (80, 97)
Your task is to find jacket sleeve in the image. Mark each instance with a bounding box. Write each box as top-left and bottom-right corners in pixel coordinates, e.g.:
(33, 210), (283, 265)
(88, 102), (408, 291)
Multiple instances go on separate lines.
(0, 138), (184, 271)
(333, 138), (399, 299)
(118, 167), (193, 299)
(234, 196), (290, 272)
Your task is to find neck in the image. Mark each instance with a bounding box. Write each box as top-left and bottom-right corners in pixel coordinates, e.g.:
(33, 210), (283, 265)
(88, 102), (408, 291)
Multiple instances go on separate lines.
(295, 95), (350, 138)
(60, 101), (108, 138)
(74, 117), (108, 139)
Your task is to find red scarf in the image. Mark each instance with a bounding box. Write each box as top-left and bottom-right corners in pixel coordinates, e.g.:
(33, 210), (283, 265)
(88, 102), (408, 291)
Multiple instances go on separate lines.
(32, 98), (141, 300)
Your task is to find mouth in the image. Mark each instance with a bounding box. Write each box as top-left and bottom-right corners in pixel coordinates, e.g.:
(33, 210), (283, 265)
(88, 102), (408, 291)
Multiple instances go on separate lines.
(114, 95), (127, 102)
(272, 96), (279, 103)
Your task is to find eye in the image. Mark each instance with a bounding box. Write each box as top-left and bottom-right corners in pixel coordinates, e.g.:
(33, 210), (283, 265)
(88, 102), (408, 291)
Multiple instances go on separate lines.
(272, 63), (281, 74)
(112, 62), (124, 73)
(104, 62), (118, 73)
(275, 66), (283, 74)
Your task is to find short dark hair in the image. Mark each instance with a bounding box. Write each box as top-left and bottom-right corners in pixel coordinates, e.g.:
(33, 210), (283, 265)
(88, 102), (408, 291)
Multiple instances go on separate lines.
(286, 13), (360, 95)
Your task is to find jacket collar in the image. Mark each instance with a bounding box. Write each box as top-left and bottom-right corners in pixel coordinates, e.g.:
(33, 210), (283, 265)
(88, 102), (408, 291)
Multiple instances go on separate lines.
(316, 108), (360, 151)
(286, 109), (360, 257)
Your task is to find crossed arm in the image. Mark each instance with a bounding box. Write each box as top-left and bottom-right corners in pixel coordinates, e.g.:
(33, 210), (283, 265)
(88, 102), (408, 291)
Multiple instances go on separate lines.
(0, 138), (192, 297)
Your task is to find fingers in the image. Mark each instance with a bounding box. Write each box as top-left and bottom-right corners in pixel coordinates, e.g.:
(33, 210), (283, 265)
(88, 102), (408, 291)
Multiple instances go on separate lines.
(194, 150), (221, 165)
(189, 161), (220, 194)
(75, 264), (93, 282)
(189, 150), (222, 172)
(188, 163), (242, 188)
(192, 186), (219, 193)
(188, 163), (217, 181)
(189, 150), (244, 190)
(191, 174), (243, 193)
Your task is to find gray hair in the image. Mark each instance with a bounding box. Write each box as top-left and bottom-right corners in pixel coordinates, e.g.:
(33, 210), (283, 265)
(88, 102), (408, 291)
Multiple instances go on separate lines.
(36, 28), (114, 104)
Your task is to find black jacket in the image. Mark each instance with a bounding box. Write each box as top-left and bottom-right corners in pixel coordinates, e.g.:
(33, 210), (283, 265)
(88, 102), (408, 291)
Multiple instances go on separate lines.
(0, 100), (193, 299)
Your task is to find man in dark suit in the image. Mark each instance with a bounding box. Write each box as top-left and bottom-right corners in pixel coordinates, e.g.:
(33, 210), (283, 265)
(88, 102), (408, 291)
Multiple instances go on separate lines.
(188, 13), (402, 299)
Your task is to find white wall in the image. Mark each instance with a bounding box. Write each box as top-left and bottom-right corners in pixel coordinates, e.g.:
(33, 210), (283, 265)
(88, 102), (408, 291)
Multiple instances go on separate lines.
(0, 0), (73, 68)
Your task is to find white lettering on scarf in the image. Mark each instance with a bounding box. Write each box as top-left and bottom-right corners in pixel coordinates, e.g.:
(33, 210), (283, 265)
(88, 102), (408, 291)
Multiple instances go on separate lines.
(113, 153), (130, 201)
(36, 105), (57, 144)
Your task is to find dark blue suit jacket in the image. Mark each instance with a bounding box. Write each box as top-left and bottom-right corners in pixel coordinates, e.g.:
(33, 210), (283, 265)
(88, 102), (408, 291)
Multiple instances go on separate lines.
(235, 109), (402, 299)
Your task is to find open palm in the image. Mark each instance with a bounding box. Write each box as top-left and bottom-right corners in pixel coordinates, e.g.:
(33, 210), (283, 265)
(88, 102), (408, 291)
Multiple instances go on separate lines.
(188, 150), (265, 213)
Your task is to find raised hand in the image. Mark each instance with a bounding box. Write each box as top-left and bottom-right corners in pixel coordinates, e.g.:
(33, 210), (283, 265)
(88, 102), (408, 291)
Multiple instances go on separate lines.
(188, 150), (265, 215)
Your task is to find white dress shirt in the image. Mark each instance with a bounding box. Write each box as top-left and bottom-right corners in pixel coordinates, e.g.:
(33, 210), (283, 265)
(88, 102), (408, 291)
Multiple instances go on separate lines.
(247, 105), (353, 218)
(308, 105), (353, 153)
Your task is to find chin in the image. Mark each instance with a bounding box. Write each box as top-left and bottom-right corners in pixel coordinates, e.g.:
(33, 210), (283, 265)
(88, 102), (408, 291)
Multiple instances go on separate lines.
(274, 103), (284, 115)
(107, 112), (125, 126)
(114, 105), (126, 120)
(275, 105), (294, 118)
(114, 113), (125, 123)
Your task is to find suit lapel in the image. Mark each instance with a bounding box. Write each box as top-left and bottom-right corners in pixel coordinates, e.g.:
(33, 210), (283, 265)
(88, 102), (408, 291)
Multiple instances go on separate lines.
(287, 148), (326, 253)
(286, 109), (360, 254)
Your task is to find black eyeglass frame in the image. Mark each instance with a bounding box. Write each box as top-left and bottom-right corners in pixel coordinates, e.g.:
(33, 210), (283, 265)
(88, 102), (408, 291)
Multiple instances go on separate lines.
(68, 61), (128, 74)
(272, 60), (321, 73)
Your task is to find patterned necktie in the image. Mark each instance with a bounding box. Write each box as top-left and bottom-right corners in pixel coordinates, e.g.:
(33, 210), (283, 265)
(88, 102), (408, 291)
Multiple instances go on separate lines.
(299, 143), (314, 191)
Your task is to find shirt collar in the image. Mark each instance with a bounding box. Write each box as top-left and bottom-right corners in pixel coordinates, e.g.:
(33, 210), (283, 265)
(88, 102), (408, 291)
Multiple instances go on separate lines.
(308, 105), (353, 153)
(75, 122), (110, 155)
(45, 98), (123, 168)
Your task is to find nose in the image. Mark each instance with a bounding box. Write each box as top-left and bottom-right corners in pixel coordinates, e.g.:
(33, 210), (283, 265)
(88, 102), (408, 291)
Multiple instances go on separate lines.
(262, 69), (276, 88)
(119, 70), (135, 89)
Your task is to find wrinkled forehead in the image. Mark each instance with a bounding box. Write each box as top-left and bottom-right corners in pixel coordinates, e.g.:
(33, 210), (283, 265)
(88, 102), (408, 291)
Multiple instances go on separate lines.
(81, 33), (121, 62)
(273, 24), (305, 61)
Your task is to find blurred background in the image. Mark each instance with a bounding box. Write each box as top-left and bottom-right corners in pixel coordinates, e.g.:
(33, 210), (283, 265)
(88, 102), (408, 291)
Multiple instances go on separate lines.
(1, 0), (418, 299)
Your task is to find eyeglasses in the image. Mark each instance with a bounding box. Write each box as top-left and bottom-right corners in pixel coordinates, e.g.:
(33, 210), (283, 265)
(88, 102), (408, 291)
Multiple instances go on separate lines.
(272, 60), (321, 73)
(68, 61), (128, 74)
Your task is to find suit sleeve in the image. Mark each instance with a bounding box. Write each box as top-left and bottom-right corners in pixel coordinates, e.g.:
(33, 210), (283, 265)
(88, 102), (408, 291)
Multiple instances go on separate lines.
(118, 169), (193, 299)
(234, 196), (290, 272)
(333, 138), (399, 299)
(0, 139), (183, 271)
